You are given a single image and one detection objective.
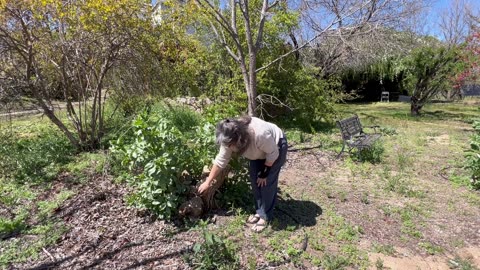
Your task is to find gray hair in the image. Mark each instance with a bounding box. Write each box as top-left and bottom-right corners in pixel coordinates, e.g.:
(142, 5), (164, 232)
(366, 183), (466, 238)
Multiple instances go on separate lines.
(215, 115), (252, 154)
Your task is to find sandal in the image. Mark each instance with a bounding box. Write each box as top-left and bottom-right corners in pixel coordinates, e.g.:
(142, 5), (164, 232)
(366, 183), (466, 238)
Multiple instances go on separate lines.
(251, 219), (268, 233)
(246, 214), (260, 224)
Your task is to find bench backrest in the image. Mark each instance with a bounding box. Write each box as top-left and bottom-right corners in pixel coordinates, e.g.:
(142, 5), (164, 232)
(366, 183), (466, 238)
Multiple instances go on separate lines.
(336, 115), (363, 140)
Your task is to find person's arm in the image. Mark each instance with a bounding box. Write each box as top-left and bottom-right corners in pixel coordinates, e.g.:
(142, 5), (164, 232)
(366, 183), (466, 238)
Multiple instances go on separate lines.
(255, 133), (279, 187)
(198, 145), (232, 194)
(264, 161), (274, 167)
(198, 164), (222, 194)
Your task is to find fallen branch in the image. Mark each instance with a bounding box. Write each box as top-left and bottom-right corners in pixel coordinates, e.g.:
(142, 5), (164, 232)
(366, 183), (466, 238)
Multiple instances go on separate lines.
(42, 247), (55, 262)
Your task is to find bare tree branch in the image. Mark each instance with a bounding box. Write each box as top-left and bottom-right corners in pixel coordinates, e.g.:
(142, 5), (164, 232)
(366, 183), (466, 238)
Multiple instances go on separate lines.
(209, 20), (240, 62)
(439, 0), (469, 46)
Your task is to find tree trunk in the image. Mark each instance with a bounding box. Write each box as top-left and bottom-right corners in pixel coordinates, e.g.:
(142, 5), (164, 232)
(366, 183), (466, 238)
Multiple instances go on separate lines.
(410, 97), (422, 116)
(247, 53), (258, 116)
(240, 60), (258, 116)
(246, 80), (258, 116)
(30, 82), (82, 150)
(40, 102), (81, 150)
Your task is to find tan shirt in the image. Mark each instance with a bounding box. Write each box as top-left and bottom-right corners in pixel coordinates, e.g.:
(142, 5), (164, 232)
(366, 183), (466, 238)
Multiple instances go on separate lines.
(213, 117), (284, 168)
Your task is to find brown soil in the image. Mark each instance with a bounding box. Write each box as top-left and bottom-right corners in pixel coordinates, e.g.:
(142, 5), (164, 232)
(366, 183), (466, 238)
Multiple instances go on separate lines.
(10, 145), (480, 269)
(13, 178), (198, 270)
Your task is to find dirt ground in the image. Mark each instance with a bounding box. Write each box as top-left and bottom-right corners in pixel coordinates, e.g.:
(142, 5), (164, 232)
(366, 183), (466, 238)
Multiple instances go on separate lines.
(10, 140), (480, 269)
(280, 148), (480, 270)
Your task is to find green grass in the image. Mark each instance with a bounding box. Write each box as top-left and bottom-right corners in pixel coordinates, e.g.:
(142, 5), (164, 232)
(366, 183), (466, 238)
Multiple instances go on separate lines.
(0, 120), (74, 184)
(63, 152), (107, 183)
(0, 184), (73, 267)
(320, 254), (349, 270)
(418, 242), (443, 255)
(2, 99), (480, 269)
(448, 256), (480, 270)
(335, 101), (480, 123)
(0, 115), (84, 267)
(372, 243), (396, 255)
(394, 204), (424, 239)
(0, 222), (67, 266)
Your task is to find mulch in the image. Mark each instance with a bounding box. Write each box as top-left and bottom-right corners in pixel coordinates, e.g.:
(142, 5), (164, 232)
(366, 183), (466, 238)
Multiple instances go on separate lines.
(13, 177), (198, 270)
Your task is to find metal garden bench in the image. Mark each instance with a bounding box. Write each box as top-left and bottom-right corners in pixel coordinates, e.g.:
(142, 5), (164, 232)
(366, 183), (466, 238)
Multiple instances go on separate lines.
(336, 114), (381, 158)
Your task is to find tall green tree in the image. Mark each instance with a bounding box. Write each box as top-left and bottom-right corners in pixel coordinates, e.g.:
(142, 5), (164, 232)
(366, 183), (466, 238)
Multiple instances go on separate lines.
(402, 46), (461, 115)
(193, 0), (299, 115)
(194, 0), (431, 116)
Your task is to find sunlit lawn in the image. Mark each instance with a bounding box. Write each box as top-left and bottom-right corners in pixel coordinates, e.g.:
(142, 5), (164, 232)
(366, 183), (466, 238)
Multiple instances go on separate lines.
(214, 99), (480, 269)
(1, 99), (479, 269)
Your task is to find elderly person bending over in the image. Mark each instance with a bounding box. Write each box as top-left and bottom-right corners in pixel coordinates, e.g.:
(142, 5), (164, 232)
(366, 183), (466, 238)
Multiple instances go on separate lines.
(198, 116), (287, 232)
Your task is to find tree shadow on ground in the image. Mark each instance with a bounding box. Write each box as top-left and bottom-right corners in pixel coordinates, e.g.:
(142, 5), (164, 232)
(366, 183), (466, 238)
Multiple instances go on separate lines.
(271, 191), (323, 231)
(119, 248), (189, 270)
(25, 239), (188, 270)
(287, 144), (323, 152)
(421, 110), (473, 122)
(355, 108), (476, 123)
(275, 117), (337, 133)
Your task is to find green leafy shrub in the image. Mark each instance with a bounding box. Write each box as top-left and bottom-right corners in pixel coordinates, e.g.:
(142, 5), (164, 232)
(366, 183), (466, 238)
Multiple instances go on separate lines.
(465, 120), (480, 190)
(287, 70), (342, 124)
(110, 106), (216, 219)
(264, 68), (345, 131)
(158, 104), (203, 133)
(353, 141), (385, 163)
(218, 159), (251, 210)
(202, 99), (246, 125)
(321, 254), (349, 270)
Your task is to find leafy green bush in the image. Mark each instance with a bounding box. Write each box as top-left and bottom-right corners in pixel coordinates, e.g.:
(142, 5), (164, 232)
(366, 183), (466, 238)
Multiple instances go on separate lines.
(202, 100), (246, 125)
(287, 69), (342, 126)
(259, 67), (344, 131)
(110, 106), (216, 219)
(465, 120), (480, 190)
(0, 129), (74, 183)
(321, 254), (349, 270)
(354, 141), (385, 164)
(218, 159), (251, 210)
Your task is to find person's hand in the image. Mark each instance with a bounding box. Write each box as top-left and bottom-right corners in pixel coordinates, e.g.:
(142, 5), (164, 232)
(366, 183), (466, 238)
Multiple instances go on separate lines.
(198, 180), (211, 195)
(257, 177), (267, 187)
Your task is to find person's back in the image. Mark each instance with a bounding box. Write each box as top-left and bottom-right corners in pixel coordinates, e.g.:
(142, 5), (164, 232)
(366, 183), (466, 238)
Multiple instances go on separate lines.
(199, 116), (288, 232)
(240, 117), (284, 162)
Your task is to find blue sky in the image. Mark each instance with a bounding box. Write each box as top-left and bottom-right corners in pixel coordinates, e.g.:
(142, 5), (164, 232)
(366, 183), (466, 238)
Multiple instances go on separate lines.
(425, 0), (480, 38)
(434, 0), (450, 9)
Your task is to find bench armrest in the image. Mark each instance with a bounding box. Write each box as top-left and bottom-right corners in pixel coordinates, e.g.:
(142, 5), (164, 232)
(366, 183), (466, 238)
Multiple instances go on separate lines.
(365, 125), (380, 133)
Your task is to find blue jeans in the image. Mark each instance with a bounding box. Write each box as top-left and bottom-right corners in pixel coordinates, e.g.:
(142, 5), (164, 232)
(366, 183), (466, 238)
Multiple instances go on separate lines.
(249, 136), (288, 221)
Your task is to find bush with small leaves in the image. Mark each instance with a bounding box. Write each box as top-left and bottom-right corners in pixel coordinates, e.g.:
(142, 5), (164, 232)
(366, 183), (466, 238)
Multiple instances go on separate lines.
(465, 120), (480, 190)
(354, 141), (385, 164)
